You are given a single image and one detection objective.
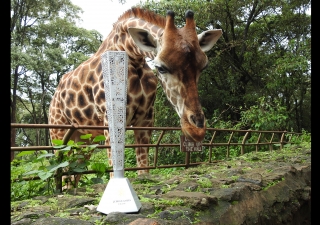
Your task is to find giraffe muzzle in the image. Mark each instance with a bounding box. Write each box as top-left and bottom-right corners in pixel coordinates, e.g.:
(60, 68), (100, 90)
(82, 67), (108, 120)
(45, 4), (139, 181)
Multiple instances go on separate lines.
(181, 112), (206, 142)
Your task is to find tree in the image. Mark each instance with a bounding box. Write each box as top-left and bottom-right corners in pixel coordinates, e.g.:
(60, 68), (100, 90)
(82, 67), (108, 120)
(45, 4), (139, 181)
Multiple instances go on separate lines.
(11, 0), (103, 154)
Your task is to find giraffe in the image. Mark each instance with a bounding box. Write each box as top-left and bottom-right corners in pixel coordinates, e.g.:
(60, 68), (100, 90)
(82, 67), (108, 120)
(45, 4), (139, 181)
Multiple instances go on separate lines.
(49, 7), (222, 187)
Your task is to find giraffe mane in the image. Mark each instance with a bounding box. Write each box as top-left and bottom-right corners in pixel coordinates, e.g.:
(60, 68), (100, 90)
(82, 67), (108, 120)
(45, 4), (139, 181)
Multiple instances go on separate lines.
(115, 7), (166, 28)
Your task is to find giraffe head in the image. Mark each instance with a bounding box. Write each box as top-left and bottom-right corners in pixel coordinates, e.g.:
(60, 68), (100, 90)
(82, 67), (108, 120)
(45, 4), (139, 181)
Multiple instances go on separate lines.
(128, 9), (222, 142)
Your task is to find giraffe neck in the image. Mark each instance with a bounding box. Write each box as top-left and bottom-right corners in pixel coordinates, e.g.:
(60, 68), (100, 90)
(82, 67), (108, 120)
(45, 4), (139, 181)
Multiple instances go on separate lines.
(158, 78), (184, 118)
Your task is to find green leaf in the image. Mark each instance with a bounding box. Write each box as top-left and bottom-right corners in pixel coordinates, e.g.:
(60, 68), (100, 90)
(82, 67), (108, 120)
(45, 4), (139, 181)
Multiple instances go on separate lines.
(38, 171), (53, 180)
(85, 144), (99, 151)
(91, 177), (104, 184)
(48, 161), (69, 173)
(91, 162), (106, 174)
(37, 153), (54, 159)
(52, 140), (63, 145)
(93, 135), (106, 142)
(18, 180), (26, 185)
(39, 150), (48, 154)
(69, 161), (78, 168)
(23, 170), (41, 176)
(16, 151), (35, 157)
(80, 134), (92, 139)
(90, 144), (99, 148)
(78, 162), (88, 168)
(60, 146), (71, 151)
(73, 168), (86, 173)
(67, 140), (75, 145)
(38, 165), (47, 171)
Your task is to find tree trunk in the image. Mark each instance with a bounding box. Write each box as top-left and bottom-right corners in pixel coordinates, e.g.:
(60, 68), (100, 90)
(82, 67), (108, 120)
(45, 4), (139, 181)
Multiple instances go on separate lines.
(11, 66), (19, 161)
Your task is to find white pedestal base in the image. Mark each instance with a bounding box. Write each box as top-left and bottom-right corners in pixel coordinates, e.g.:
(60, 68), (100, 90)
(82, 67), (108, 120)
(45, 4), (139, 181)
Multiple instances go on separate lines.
(96, 177), (141, 214)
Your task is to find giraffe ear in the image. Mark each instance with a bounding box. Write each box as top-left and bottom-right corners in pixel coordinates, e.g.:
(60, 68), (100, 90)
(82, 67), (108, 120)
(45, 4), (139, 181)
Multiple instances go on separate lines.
(197, 29), (223, 52)
(128, 28), (157, 52)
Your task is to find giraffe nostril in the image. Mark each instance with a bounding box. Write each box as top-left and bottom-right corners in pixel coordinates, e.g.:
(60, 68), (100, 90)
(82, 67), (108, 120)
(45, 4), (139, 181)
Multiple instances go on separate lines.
(190, 114), (204, 128)
(197, 121), (204, 128)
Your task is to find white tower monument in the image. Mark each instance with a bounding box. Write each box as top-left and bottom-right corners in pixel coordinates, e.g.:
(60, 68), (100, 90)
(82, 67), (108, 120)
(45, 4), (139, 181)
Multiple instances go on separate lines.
(97, 51), (141, 214)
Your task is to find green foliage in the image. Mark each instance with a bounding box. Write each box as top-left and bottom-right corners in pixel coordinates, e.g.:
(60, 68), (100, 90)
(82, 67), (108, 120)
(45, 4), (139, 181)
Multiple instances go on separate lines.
(197, 177), (212, 188)
(140, 196), (185, 207)
(263, 178), (285, 191)
(286, 129), (310, 145)
(11, 151), (56, 201)
(53, 134), (107, 186)
(240, 97), (289, 131)
(150, 167), (185, 178)
(88, 148), (110, 181)
(11, 179), (48, 201)
(11, 134), (107, 200)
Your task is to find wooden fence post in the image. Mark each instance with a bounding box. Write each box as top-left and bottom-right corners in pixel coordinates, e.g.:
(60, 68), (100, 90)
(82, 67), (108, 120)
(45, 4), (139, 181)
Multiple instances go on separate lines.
(280, 131), (287, 150)
(209, 130), (217, 163)
(241, 131), (249, 155)
(153, 130), (165, 168)
(185, 152), (190, 169)
(226, 131), (234, 158)
(55, 123), (78, 193)
(256, 132), (262, 152)
(269, 132), (275, 152)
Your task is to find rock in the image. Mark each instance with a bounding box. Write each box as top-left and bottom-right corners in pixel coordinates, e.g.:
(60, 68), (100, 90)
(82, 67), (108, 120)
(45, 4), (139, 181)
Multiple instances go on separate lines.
(103, 211), (146, 224)
(57, 196), (96, 209)
(32, 196), (49, 203)
(139, 202), (156, 216)
(32, 217), (92, 225)
(212, 187), (241, 201)
(104, 212), (127, 223)
(11, 146), (311, 225)
(90, 183), (107, 193)
(128, 218), (160, 225)
(11, 218), (32, 225)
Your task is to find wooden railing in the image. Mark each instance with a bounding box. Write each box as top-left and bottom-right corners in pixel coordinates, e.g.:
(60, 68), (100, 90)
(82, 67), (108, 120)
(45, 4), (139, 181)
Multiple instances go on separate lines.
(11, 123), (302, 182)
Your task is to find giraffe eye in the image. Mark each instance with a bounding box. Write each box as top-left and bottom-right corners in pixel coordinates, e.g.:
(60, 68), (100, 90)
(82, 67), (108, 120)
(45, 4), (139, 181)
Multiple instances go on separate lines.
(155, 65), (168, 74)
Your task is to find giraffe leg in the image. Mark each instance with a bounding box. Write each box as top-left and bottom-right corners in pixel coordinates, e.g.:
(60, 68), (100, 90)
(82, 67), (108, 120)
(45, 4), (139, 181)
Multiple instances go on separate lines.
(134, 129), (151, 175)
(136, 147), (150, 175)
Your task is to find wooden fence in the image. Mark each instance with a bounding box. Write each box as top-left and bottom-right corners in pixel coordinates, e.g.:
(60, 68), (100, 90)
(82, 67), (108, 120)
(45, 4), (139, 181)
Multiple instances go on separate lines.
(11, 123), (301, 173)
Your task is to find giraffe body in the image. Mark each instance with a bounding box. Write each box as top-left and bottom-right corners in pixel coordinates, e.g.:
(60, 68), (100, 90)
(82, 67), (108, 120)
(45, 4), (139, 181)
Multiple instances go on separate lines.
(49, 7), (222, 182)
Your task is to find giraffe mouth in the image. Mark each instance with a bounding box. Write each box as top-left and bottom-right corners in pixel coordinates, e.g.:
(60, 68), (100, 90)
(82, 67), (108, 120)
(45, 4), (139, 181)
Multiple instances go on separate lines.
(180, 116), (206, 142)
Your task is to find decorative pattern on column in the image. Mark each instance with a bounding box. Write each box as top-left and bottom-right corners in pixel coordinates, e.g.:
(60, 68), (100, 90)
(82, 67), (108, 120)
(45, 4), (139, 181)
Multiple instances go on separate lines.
(101, 51), (128, 174)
